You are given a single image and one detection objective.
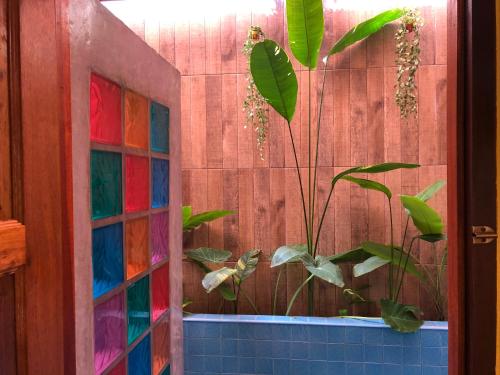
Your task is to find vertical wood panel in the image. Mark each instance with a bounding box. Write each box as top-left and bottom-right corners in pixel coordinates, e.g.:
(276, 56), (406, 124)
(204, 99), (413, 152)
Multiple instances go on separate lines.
(205, 75), (223, 168)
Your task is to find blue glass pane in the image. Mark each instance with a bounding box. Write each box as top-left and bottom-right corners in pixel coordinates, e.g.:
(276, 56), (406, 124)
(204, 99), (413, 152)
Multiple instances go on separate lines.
(127, 276), (150, 344)
(150, 102), (169, 154)
(92, 223), (124, 298)
(91, 150), (122, 220)
(128, 334), (151, 375)
(152, 158), (169, 208)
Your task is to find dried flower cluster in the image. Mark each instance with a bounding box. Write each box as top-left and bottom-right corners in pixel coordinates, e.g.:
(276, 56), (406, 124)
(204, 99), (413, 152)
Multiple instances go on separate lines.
(242, 26), (269, 160)
(395, 8), (423, 119)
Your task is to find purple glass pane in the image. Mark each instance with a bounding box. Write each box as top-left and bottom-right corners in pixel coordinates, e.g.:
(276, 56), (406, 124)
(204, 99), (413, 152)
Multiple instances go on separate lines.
(94, 293), (125, 374)
(151, 211), (168, 264)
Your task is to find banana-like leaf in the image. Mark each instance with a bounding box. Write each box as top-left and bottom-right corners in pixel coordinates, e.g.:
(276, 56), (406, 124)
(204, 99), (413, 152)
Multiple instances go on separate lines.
(250, 40), (298, 123)
(332, 163), (419, 187)
(415, 180), (446, 202)
(381, 299), (423, 333)
(185, 247), (232, 263)
(202, 267), (237, 293)
(327, 9), (404, 56)
(400, 195), (444, 235)
(271, 244), (308, 267)
(306, 256), (345, 287)
(328, 247), (371, 264)
(418, 233), (447, 243)
(235, 249), (261, 285)
(183, 206), (235, 232)
(341, 176), (392, 199)
(286, 0), (324, 68)
(353, 256), (391, 277)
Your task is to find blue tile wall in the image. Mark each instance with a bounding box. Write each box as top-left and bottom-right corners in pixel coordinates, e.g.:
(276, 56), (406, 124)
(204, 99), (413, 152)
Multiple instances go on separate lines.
(184, 315), (448, 375)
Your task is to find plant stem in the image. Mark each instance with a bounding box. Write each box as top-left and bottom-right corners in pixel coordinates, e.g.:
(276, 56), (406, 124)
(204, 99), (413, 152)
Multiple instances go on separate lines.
(388, 199), (395, 300)
(240, 288), (260, 314)
(312, 61), (329, 258)
(272, 267), (283, 315)
(314, 184), (334, 252)
(286, 274), (314, 316)
(286, 122), (311, 250)
(395, 237), (417, 300)
(232, 276), (238, 314)
(308, 68), (313, 255)
(394, 216), (410, 297)
(307, 275), (314, 316)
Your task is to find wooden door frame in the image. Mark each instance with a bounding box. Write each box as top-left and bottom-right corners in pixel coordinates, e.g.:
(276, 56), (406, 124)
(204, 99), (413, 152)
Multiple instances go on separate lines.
(448, 0), (498, 373)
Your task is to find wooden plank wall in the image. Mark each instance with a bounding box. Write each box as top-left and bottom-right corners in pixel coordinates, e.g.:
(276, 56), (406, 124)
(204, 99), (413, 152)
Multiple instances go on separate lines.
(111, 2), (448, 319)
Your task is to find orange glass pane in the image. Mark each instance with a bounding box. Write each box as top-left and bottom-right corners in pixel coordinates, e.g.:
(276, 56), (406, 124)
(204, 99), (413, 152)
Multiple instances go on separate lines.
(153, 317), (170, 375)
(125, 216), (149, 279)
(124, 90), (149, 150)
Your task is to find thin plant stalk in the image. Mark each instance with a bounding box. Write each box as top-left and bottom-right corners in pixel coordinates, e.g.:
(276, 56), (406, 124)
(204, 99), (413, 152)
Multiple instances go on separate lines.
(232, 277), (238, 314)
(307, 67), (314, 316)
(388, 200), (395, 300)
(395, 236), (417, 300)
(272, 267), (284, 315)
(394, 216), (411, 294)
(240, 288), (260, 314)
(286, 274), (314, 316)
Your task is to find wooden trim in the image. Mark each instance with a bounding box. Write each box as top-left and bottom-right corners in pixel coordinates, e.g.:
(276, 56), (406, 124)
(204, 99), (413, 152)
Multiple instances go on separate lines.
(0, 220), (25, 275)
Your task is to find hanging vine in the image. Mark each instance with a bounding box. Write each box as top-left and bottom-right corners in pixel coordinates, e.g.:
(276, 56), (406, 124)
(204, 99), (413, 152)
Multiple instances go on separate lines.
(242, 26), (269, 160)
(395, 8), (423, 120)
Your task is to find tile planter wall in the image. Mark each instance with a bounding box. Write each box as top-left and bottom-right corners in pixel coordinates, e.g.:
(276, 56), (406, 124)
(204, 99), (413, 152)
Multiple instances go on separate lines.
(184, 315), (448, 375)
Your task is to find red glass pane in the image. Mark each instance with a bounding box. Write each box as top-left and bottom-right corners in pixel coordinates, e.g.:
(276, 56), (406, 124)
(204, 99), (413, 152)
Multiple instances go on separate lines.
(125, 155), (150, 213)
(152, 263), (169, 321)
(108, 360), (126, 375)
(90, 73), (122, 145)
(151, 212), (168, 264)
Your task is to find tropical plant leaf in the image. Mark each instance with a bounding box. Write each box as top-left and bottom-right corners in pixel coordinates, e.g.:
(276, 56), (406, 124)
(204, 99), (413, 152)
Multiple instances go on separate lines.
(327, 9), (404, 56)
(250, 40), (298, 123)
(185, 247), (232, 263)
(202, 267), (237, 293)
(306, 256), (345, 287)
(183, 207), (235, 232)
(332, 163), (419, 187)
(381, 299), (423, 333)
(353, 256), (391, 277)
(418, 233), (447, 243)
(271, 244), (308, 267)
(190, 260), (237, 301)
(401, 195), (444, 235)
(286, 0), (324, 68)
(342, 176), (392, 199)
(182, 298), (193, 309)
(360, 241), (422, 279)
(328, 247), (371, 264)
(235, 249), (261, 285)
(415, 180), (446, 202)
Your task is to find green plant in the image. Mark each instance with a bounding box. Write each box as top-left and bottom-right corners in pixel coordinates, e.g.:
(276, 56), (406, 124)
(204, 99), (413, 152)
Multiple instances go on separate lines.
(421, 247), (448, 321)
(185, 247), (261, 314)
(182, 206), (234, 232)
(335, 179), (446, 332)
(249, 1), (407, 316)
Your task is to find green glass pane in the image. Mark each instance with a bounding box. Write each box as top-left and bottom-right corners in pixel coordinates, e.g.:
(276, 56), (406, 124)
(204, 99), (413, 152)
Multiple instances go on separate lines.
(127, 275), (150, 345)
(91, 150), (122, 220)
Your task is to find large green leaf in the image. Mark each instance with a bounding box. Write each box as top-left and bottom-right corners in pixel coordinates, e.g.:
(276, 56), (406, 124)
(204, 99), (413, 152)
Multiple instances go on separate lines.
(271, 244), (308, 267)
(360, 241), (422, 279)
(327, 9), (404, 56)
(381, 299), (423, 333)
(185, 247), (232, 263)
(415, 180), (446, 202)
(183, 207), (235, 232)
(286, 0), (324, 68)
(190, 260), (237, 301)
(328, 247), (371, 264)
(202, 267), (237, 293)
(401, 195), (444, 235)
(341, 176), (392, 199)
(250, 40), (298, 123)
(306, 256), (345, 287)
(332, 163), (419, 187)
(353, 256), (391, 277)
(234, 249), (261, 285)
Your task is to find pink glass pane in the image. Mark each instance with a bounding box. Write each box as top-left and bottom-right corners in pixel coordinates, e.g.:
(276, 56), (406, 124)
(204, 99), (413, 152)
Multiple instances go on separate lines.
(108, 360), (126, 375)
(90, 73), (122, 145)
(151, 212), (168, 264)
(152, 263), (169, 321)
(125, 155), (150, 213)
(94, 292), (125, 374)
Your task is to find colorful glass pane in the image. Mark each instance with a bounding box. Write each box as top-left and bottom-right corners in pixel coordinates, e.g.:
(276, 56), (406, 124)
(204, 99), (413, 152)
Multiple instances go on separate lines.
(125, 90), (149, 150)
(90, 73), (122, 145)
(153, 318), (170, 374)
(92, 222), (124, 298)
(127, 276), (150, 345)
(152, 158), (169, 208)
(128, 334), (151, 375)
(125, 217), (149, 280)
(160, 365), (170, 375)
(125, 155), (150, 213)
(108, 360), (126, 375)
(150, 101), (169, 154)
(94, 293), (125, 375)
(91, 150), (122, 220)
(152, 263), (169, 321)
(151, 212), (168, 264)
